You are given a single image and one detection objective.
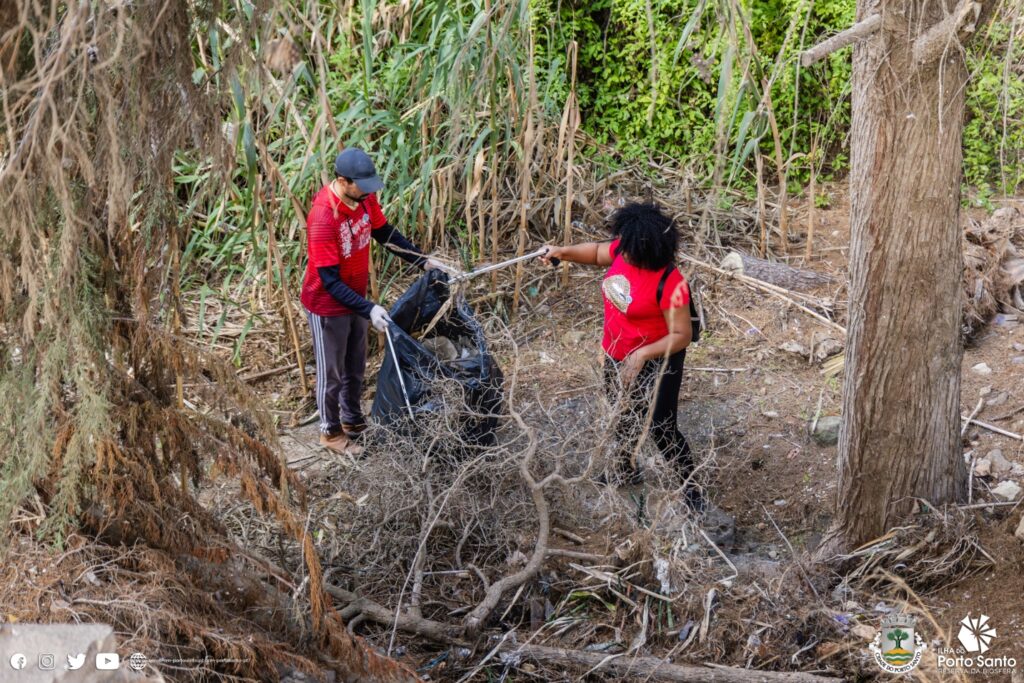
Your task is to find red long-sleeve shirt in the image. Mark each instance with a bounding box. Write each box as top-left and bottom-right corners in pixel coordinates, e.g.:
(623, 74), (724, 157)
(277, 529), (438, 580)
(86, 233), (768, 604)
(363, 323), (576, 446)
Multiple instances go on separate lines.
(300, 186), (387, 316)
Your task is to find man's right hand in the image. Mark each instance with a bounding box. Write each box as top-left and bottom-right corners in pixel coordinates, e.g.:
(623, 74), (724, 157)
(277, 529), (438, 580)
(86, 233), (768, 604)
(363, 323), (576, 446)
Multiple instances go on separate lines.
(370, 305), (392, 332)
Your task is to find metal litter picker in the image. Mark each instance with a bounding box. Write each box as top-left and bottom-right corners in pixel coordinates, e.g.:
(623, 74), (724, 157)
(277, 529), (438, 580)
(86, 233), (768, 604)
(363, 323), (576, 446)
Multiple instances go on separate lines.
(447, 247), (559, 284)
(374, 245), (552, 428)
(383, 324), (416, 422)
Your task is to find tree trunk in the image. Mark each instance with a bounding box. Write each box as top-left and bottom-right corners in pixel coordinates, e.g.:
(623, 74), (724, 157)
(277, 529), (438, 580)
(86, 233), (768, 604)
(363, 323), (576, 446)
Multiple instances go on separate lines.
(821, 0), (977, 555)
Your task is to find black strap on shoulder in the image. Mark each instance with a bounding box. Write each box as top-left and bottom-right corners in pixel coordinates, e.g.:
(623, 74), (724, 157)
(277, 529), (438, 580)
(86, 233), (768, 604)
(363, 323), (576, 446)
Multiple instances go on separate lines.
(657, 263), (702, 343)
(656, 264), (676, 306)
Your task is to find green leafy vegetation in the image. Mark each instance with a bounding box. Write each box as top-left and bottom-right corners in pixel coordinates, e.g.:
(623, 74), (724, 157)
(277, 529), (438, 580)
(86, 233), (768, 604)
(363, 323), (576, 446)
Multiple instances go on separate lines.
(540, 0), (1020, 194)
(175, 0), (1022, 295)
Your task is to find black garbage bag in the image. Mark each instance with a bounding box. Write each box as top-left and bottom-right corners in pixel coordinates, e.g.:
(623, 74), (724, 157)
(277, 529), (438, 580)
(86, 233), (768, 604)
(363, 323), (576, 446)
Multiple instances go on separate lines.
(371, 269), (503, 446)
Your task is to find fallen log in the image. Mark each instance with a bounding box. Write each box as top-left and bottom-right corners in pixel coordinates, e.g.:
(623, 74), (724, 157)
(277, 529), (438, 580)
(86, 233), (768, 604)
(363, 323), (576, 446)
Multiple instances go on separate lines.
(509, 644), (845, 682)
(681, 255), (846, 335)
(324, 585), (844, 682)
(720, 251), (835, 291)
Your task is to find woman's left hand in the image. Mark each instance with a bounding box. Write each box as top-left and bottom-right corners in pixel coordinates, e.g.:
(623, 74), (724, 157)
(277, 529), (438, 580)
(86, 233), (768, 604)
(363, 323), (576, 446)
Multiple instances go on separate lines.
(620, 351), (646, 387)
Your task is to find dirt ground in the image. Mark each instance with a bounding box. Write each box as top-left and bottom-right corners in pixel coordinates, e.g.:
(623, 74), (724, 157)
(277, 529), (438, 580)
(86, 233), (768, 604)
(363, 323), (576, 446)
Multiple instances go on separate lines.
(226, 191), (1024, 680)
(3, 190), (1010, 680)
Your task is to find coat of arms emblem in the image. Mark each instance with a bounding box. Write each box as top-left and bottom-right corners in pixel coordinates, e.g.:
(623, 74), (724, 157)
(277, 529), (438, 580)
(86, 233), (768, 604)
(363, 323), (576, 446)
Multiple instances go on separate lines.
(869, 614), (927, 673)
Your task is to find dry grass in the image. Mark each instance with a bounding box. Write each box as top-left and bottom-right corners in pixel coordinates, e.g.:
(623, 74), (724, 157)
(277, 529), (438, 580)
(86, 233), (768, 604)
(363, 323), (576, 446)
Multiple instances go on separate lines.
(962, 205), (1024, 342)
(0, 2), (422, 679)
(1, 2), (1011, 680)
(0, 531), (318, 681)
(3, 270), (1001, 680)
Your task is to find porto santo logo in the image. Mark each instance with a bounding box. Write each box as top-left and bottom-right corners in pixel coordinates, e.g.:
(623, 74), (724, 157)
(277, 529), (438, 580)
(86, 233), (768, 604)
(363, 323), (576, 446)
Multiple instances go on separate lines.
(938, 614), (1018, 676)
(958, 614), (996, 653)
(869, 614), (927, 674)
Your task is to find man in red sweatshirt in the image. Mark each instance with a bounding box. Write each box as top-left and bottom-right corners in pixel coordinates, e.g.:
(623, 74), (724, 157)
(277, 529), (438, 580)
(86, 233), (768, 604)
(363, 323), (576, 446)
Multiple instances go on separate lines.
(300, 148), (444, 454)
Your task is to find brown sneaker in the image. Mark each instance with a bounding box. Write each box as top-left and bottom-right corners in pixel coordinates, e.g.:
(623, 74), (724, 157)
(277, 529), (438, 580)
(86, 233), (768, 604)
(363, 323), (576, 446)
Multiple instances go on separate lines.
(321, 432), (354, 454)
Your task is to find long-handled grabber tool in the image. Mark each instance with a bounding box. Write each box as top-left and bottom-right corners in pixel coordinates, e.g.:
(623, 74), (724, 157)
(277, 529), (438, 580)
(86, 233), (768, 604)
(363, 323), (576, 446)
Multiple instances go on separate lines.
(383, 324), (416, 422)
(448, 247), (559, 284)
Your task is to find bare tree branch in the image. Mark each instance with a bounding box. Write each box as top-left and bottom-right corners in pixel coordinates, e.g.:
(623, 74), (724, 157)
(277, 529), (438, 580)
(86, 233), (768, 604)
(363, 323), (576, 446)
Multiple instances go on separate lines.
(323, 584), (846, 683)
(912, 0), (982, 65)
(462, 411), (549, 637)
(801, 14), (881, 66)
(509, 644), (845, 683)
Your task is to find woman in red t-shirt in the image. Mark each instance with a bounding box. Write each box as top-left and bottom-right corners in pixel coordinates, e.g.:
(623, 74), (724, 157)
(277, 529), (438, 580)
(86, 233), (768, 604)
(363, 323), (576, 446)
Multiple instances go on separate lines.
(540, 203), (700, 508)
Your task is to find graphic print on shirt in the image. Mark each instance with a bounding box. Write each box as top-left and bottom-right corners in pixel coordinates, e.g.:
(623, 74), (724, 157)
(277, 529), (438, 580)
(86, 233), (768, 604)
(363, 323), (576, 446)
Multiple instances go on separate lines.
(602, 274), (633, 312)
(339, 213), (372, 258)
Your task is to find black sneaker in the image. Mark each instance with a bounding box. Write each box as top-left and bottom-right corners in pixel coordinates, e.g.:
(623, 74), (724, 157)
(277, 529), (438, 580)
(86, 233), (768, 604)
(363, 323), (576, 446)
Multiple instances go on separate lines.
(668, 455), (701, 506)
(684, 485), (707, 513)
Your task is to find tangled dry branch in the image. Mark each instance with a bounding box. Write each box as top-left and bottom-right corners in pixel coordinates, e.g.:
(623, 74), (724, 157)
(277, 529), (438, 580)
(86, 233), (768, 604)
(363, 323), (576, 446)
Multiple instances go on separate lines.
(0, 2), (419, 680)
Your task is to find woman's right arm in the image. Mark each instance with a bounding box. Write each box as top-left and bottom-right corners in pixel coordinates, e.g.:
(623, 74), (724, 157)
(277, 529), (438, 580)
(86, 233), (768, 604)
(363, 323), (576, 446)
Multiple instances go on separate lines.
(540, 242), (614, 266)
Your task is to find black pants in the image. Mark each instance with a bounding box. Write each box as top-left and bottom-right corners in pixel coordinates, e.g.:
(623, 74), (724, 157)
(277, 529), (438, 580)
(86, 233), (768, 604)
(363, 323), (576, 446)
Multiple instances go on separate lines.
(604, 350), (693, 479)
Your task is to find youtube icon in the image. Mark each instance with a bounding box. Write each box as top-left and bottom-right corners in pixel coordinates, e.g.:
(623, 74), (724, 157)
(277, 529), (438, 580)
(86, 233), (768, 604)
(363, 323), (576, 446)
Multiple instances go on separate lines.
(96, 652), (120, 670)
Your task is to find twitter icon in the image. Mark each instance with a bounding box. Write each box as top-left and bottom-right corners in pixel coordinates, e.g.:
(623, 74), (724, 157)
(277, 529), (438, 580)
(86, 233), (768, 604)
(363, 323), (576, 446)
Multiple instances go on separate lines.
(66, 653), (86, 670)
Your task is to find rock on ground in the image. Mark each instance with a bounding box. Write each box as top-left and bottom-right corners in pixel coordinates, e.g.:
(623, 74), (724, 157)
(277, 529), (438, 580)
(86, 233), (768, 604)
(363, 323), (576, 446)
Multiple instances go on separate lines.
(991, 480), (1022, 502)
(987, 449), (1012, 475)
(974, 457), (992, 477)
(811, 416), (841, 446)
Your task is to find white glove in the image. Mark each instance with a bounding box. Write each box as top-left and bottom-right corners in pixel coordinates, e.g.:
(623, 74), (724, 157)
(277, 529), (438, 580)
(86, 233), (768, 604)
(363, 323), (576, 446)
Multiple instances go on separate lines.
(370, 305), (392, 332)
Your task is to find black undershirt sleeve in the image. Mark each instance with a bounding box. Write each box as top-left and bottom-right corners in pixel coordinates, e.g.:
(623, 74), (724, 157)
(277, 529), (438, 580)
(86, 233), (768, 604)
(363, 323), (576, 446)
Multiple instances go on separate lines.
(373, 223), (428, 268)
(317, 265), (374, 318)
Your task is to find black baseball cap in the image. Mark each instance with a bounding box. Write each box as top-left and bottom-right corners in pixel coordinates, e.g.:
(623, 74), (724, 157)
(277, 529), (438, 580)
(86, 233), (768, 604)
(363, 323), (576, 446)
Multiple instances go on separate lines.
(334, 148), (383, 194)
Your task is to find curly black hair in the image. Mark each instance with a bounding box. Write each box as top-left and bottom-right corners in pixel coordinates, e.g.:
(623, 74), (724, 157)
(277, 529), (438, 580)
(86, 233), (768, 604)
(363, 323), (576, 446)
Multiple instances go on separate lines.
(608, 202), (678, 271)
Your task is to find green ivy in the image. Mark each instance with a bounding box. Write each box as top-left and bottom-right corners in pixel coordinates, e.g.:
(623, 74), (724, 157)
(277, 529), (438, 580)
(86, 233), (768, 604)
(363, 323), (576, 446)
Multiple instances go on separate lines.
(535, 0), (1022, 195)
(964, 20), (1024, 198)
